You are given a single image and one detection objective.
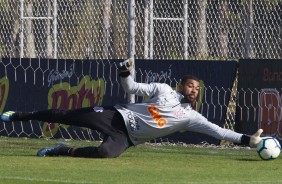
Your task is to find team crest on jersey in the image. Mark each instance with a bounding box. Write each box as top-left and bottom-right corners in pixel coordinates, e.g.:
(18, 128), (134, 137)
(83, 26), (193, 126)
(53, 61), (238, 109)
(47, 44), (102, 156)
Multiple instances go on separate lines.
(93, 106), (104, 112)
(174, 108), (188, 119)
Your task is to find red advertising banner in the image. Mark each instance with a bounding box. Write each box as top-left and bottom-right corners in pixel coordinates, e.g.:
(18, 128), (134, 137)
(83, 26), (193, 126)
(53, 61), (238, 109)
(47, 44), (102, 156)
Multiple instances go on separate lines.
(236, 59), (282, 140)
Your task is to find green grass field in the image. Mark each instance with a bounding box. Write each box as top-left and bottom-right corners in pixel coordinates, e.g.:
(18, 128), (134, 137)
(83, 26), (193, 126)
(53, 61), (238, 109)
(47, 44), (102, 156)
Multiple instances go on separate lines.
(0, 137), (281, 184)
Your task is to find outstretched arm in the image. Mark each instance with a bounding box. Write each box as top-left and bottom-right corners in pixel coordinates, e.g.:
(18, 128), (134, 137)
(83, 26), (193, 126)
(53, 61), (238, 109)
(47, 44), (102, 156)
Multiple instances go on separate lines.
(119, 59), (172, 97)
(183, 110), (262, 147)
(120, 75), (165, 97)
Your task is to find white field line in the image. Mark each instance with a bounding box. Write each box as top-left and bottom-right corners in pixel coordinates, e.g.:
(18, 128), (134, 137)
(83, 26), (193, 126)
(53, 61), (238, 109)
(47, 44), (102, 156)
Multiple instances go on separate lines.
(0, 176), (94, 184)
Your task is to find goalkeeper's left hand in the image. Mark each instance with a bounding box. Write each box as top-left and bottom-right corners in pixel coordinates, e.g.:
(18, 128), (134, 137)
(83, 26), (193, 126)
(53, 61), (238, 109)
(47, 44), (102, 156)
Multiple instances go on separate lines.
(249, 129), (263, 148)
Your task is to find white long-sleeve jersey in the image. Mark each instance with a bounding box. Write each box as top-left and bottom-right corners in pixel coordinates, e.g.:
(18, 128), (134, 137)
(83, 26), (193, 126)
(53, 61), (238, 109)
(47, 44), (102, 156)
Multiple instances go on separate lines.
(114, 75), (243, 145)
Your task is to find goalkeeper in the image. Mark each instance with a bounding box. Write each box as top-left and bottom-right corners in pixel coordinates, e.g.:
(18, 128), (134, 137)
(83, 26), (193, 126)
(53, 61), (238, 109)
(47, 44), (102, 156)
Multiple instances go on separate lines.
(0, 59), (263, 158)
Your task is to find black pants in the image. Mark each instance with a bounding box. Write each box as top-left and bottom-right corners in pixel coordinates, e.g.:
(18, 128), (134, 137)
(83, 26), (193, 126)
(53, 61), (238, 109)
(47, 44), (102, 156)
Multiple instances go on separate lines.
(12, 106), (133, 158)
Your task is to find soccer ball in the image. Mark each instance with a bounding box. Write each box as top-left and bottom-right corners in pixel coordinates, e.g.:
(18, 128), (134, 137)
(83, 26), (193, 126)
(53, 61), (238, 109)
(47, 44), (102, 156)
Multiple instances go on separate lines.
(256, 137), (281, 160)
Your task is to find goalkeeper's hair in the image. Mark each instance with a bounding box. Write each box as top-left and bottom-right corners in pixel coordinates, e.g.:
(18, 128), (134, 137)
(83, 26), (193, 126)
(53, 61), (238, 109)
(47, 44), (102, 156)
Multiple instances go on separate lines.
(180, 75), (200, 86)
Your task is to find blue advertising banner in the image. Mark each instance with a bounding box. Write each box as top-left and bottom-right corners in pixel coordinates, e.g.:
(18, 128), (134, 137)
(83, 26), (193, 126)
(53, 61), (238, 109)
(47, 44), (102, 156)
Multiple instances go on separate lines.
(0, 58), (237, 144)
(235, 59), (282, 140)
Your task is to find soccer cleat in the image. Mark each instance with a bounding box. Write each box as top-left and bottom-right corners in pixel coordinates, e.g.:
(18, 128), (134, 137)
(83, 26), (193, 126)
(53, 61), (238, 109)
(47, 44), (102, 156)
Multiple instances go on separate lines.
(0, 111), (15, 122)
(249, 129), (263, 148)
(118, 58), (133, 72)
(37, 143), (67, 157)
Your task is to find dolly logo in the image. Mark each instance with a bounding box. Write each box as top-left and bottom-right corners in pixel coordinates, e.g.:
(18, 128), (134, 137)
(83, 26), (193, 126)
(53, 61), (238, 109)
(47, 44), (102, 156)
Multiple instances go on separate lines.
(258, 89), (282, 139)
(148, 105), (167, 127)
(42, 76), (105, 137)
(0, 77), (9, 114)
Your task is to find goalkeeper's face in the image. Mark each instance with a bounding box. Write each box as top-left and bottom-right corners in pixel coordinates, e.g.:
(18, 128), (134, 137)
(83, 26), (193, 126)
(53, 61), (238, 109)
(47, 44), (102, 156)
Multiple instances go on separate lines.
(179, 79), (200, 103)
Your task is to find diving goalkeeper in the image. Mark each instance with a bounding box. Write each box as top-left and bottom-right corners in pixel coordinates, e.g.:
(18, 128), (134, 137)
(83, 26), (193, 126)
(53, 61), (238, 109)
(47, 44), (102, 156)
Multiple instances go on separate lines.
(0, 59), (263, 158)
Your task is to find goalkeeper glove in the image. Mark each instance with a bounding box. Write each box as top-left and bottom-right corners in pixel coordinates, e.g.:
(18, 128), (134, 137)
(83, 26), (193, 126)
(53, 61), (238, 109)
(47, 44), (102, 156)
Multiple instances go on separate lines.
(249, 129), (263, 148)
(118, 58), (133, 77)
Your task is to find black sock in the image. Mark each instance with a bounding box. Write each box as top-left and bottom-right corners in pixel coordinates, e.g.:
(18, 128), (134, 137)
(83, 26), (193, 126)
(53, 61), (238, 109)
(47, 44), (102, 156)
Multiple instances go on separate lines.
(56, 146), (73, 156)
(11, 112), (36, 121)
(46, 146), (73, 156)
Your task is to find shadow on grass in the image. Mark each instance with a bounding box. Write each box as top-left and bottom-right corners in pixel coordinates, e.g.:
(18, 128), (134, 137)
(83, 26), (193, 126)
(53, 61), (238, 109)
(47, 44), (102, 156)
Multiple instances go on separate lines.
(234, 158), (261, 162)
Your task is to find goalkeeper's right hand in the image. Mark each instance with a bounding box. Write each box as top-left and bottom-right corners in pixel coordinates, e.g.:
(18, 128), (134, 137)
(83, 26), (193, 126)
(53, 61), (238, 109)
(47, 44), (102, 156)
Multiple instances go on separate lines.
(119, 58), (133, 72)
(118, 58), (133, 77)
